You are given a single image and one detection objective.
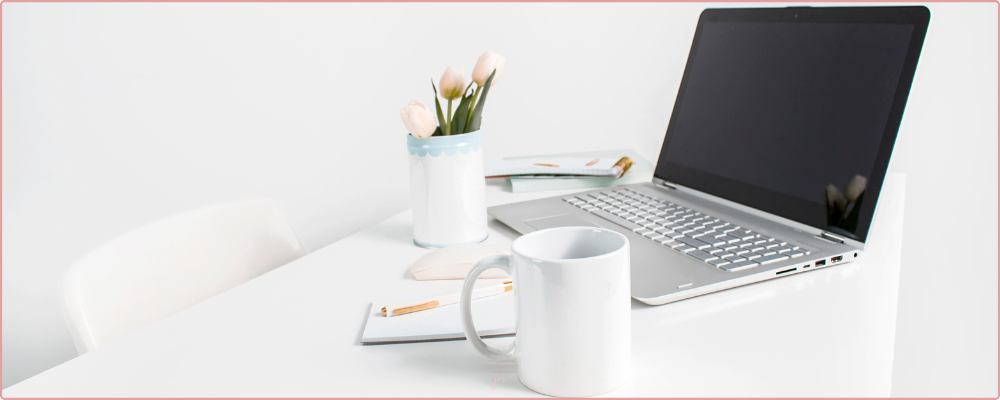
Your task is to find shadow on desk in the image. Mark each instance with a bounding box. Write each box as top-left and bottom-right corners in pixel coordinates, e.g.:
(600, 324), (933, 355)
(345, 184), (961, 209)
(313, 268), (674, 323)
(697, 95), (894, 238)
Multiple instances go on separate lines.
(629, 260), (861, 321)
(486, 178), (512, 193)
(394, 337), (528, 394)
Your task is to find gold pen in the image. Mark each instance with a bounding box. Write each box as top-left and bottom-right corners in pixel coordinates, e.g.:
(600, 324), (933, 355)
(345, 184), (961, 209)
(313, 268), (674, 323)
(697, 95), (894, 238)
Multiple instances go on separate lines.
(381, 281), (513, 317)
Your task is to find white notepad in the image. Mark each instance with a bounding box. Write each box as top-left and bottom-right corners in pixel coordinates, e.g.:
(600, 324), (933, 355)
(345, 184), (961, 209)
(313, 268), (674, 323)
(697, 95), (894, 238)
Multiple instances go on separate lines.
(361, 291), (516, 345)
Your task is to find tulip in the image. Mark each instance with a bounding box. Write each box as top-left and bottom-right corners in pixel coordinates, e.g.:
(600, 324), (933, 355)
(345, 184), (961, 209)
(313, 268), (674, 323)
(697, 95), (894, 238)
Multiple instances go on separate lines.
(438, 66), (467, 135)
(472, 51), (506, 87)
(438, 66), (466, 101)
(844, 175), (868, 203)
(825, 184), (847, 212)
(464, 51), (505, 132)
(400, 100), (437, 139)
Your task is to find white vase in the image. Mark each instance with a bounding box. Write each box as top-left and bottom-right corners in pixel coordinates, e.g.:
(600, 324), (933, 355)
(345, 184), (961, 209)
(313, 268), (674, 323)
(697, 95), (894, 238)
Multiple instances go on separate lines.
(407, 130), (487, 248)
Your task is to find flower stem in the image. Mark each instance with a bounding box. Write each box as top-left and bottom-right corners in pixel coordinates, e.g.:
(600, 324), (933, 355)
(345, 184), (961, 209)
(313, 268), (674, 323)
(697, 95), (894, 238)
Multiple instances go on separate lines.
(445, 99), (453, 136)
(464, 86), (482, 133)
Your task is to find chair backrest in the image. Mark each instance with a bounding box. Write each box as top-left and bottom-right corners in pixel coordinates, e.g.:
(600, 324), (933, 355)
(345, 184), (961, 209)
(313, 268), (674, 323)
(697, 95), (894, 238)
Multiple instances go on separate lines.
(61, 198), (307, 354)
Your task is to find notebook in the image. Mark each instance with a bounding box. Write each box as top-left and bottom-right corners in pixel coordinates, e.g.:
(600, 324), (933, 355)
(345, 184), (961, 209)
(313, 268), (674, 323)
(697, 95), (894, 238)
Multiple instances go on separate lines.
(361, 291), (516, 345)
(505, 150), (655, 193)
(485, 157), (632, 178)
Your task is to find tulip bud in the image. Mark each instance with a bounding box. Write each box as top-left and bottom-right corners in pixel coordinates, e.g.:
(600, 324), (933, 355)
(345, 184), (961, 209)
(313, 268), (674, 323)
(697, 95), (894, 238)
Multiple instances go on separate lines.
(824, 184), (837, 208)
(400, 100), (437, 138)
(438, 66), (466, 101)
(825, 184), (847, 211)
(844, 175), (868, 203)
(472, 51), (506, 87)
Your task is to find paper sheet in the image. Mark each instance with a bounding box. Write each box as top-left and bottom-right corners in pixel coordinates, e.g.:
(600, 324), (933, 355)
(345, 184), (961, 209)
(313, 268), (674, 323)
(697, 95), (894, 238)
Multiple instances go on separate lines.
(361, 291), (516, 345)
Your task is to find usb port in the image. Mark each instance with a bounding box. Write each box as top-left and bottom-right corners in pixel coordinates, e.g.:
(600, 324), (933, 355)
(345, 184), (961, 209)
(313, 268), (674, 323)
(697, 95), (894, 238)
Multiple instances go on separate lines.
(831, 255), (843, 263)
(815, 259), (826, 267)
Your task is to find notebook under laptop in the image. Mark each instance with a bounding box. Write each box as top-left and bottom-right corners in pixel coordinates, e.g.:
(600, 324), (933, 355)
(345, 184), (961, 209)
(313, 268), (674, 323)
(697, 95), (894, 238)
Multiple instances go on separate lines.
(488, 6), (930, 305)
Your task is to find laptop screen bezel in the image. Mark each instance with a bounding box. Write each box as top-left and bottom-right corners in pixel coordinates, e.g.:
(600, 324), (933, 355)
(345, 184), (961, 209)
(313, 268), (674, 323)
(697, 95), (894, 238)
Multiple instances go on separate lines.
(653, 6), (930, 244)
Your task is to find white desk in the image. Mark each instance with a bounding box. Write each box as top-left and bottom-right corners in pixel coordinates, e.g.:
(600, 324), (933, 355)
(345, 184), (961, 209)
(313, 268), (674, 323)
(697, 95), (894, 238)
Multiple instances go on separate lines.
(3, 174), (905, 397)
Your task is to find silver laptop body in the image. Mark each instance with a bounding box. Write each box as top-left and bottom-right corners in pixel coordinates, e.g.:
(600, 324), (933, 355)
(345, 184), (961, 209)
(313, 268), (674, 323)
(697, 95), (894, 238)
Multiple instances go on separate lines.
(489, 6), (929, 306)
(490, 179), (863, 305)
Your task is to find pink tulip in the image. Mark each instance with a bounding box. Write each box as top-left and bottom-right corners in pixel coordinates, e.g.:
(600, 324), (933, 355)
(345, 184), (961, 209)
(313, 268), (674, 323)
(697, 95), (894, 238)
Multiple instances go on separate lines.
(472, 51), (506, 87)
(400, 100), (437, 138)
(845, 175), (868, 202)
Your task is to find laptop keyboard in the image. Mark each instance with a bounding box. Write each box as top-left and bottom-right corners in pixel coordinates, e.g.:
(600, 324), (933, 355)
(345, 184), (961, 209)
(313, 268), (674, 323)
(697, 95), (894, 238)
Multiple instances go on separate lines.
(563, 188), (810, 272)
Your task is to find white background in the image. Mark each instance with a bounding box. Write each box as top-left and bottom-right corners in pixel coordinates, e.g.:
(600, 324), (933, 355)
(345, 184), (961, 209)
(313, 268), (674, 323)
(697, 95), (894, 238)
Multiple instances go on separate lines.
(1, 2), (995, 396)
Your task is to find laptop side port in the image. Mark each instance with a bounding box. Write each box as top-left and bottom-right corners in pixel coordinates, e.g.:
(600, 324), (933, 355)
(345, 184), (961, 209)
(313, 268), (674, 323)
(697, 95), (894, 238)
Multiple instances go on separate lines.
(815, 259), (826, 267)
(831, 255), (843, 263)
(776, 267), (797, 275)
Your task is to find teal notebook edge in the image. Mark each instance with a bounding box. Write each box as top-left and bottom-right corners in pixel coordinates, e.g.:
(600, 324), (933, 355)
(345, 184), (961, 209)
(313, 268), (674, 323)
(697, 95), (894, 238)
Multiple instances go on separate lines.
(505, 149), (655, 193)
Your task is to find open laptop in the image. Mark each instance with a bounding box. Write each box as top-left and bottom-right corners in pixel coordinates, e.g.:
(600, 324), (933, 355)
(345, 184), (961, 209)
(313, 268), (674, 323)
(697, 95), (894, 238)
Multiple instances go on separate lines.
(489, 6), (930, 306)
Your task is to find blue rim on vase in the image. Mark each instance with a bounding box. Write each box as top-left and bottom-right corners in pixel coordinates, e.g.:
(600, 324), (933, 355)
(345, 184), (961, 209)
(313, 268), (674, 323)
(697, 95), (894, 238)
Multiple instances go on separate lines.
(407, 130), (482, 157)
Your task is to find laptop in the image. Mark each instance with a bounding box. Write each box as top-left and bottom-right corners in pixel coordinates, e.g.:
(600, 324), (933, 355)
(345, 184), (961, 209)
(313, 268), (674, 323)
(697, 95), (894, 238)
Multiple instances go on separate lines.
(489, 6), (930, 306)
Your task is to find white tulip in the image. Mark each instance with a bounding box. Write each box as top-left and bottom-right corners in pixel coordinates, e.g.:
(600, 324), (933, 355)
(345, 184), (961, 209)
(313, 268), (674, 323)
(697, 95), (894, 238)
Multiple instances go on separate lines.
(845, 175), (868, 203)
(400, 100), (437, 138)
(825, 184), (847, 212)
(438, 66), (466, 101)
(472, 51), (506, 87)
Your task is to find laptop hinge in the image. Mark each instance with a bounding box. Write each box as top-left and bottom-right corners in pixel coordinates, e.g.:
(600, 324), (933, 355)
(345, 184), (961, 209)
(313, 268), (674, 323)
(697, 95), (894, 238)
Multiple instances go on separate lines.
(817, 231), (846, 244)
(658, 181), (678, 190)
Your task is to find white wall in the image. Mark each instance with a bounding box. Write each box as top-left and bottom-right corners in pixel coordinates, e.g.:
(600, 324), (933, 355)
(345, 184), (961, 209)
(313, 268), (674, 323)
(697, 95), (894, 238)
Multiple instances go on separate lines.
(886, 3), (998, 396)
(2, 2), (995, 395)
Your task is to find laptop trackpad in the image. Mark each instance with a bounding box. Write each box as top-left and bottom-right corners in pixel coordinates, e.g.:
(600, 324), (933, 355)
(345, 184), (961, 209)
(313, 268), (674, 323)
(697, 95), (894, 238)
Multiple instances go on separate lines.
(523, 214), (601, 231)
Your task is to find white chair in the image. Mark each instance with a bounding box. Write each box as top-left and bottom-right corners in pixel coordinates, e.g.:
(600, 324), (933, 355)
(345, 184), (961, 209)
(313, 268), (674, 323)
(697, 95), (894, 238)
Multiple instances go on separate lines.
(61, 198), (308, 354)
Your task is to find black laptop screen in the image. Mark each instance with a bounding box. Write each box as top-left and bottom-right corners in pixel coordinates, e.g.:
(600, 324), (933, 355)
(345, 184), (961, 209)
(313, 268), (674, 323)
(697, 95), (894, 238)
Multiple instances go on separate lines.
(655, 8), (928, 242)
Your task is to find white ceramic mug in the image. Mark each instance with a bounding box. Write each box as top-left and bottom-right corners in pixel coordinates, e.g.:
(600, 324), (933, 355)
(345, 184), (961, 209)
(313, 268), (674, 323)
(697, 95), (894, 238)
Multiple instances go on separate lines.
(460, 227), (632, 397)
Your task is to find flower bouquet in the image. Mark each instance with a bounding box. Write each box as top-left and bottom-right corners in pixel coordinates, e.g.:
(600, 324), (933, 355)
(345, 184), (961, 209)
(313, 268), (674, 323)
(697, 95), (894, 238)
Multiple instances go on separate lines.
(400, 51), (505, 248)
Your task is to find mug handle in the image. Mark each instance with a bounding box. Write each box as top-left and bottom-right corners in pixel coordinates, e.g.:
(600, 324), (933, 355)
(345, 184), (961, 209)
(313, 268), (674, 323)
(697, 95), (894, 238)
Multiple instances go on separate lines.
(460, 255), (516, 362)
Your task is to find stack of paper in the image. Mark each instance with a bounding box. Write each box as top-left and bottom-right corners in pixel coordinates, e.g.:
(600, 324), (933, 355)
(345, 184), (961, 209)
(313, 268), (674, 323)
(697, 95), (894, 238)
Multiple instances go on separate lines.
(485, 157), (630, 178)
(495, 149), (654, 193)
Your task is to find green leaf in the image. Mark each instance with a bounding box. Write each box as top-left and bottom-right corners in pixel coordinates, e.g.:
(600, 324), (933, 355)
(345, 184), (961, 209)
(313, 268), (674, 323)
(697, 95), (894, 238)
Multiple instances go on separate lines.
(451, 91), (475, 137)
(465, 69), (496, 133)
(431, 126), (443, 137)
(431, 79), (446, 134)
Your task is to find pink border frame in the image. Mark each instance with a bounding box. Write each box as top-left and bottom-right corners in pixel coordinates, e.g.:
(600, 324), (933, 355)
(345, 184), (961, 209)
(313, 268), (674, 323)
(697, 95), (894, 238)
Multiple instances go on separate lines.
(0, 1), (996, 399)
